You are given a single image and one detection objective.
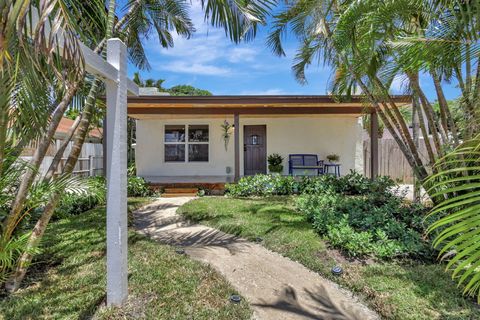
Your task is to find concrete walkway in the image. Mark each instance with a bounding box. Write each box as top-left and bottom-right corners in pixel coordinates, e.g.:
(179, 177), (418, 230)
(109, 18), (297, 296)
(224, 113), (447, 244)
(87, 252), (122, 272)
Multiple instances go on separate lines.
(134, 197), (379, 320)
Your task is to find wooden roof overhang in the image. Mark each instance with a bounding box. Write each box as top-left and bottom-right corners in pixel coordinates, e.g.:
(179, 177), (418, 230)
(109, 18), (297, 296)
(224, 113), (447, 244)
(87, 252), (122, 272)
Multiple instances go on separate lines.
(127, 95), (411, 118)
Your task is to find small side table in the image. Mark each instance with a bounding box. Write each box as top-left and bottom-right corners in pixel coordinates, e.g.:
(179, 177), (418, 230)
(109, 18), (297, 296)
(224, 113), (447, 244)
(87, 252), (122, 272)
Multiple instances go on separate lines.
(324, 163), (341, 177)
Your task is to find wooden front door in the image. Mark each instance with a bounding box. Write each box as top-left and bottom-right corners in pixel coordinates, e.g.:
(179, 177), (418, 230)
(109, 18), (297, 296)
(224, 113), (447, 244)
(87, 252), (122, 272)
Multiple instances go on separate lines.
(244, 125), (267, 175)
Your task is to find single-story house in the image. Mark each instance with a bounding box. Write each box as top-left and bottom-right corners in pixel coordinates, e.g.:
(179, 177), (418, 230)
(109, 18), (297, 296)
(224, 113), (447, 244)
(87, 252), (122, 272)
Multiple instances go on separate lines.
(127, 95), (410, 184)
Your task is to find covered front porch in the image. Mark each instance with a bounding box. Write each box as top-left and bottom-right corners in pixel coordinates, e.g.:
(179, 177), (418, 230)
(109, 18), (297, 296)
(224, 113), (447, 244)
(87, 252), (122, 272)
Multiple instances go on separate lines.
(128, 95), (410, 185)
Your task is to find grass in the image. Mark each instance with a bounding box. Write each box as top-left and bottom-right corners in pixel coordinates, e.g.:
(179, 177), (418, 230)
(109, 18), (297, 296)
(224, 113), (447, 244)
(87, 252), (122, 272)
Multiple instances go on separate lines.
(178, 196), (480, 320)
(0, 198), (251, 320)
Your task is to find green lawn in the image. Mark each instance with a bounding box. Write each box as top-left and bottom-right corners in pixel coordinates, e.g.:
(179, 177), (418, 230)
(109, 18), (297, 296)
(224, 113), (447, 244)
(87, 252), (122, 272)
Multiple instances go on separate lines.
(0, 198), (251, 320)
(178, 196), (480, 320)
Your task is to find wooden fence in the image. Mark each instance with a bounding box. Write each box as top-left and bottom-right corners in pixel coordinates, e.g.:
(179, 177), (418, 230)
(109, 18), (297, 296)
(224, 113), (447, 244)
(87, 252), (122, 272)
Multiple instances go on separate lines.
(363, 138), (432, 183)
(21, 141), (103, 178)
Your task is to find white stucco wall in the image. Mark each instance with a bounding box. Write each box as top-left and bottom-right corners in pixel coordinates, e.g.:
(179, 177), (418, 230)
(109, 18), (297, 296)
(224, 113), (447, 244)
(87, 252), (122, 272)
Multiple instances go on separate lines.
(135, 116), (363, 178)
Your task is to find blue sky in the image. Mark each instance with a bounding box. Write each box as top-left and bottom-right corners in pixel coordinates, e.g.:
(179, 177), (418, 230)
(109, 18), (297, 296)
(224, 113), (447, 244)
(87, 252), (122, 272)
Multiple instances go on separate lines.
(125, 1), (460, 100)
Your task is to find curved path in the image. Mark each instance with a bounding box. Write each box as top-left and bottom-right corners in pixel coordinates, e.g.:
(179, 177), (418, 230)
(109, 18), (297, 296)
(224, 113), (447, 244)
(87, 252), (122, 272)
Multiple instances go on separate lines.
(134, 197), (379, 320)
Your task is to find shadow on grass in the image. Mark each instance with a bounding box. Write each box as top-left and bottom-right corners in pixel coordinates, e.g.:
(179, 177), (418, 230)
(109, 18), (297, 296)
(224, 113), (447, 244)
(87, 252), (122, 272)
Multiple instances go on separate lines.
(360, 261), (480, 319)
(0, 204), (147, 320)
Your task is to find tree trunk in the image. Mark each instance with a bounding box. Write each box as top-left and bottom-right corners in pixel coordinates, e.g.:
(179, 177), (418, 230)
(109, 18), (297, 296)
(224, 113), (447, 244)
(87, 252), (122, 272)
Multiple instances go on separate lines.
(415, 97), (436, 167)
(342, 58), (428, 181)
(408, 73), (445, 154)
(431, 69), (459, 146)
(3, 195), (62, 292)
(2, 81), (80, 240)
(3, 0), (124, 289)
(44, 114), (82, 181)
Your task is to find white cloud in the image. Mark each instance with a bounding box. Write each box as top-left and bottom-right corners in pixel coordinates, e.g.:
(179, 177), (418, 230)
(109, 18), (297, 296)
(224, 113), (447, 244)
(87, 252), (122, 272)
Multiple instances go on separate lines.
(228, 47), (258, 63)
(143, 0), (264, 76)
(155, 61), (231, 76)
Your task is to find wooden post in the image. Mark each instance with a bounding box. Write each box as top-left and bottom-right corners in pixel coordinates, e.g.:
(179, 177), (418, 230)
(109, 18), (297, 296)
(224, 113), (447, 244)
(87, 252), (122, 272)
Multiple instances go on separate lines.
(106, 38), (128, 306)
(234, 113), (240, 182)
(89, 155), (94, 177)
(370, 111), (379, 179)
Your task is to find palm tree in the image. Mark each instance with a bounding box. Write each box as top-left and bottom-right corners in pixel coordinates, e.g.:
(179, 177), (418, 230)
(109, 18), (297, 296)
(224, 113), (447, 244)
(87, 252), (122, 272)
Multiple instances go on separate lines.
(267, 0), (479, 192)
(3, 0), (274, 292)
(0, 0), (108, 287)
(268, 0), (480, 300)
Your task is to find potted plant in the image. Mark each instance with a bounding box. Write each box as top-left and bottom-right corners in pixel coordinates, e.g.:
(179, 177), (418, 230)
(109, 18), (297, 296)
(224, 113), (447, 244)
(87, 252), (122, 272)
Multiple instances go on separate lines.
(326, 154), (340, 163)
(268, 153), (284, 174)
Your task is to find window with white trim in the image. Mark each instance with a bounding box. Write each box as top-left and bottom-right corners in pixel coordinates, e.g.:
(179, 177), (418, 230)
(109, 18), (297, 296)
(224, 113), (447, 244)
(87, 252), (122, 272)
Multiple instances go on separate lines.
(164, 125), (209, 162)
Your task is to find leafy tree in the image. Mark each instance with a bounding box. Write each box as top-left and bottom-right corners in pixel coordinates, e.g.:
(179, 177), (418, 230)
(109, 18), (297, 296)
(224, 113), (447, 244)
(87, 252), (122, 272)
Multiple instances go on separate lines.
(168, 85), (212, 96)
(1, 0), (274, 291)
(268, 0), (479, 186)
(268, 0), (480, 300)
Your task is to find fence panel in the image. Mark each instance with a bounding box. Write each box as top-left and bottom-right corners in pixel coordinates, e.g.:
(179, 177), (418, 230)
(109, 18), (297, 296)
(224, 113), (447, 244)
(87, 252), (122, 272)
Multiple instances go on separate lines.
(364, 138), (432, 183)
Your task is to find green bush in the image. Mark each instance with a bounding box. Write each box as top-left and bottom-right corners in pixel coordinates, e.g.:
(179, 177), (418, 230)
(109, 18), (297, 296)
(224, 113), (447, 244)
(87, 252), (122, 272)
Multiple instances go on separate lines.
(55, 177), (106, 218)
(226, 171), (432, 259)
(296, 193), (432, 259)
(55, 176), (154, 218)
(225, 171), (396, 198)
(225, 174), (297, 197)
(127, 176), (153, 197)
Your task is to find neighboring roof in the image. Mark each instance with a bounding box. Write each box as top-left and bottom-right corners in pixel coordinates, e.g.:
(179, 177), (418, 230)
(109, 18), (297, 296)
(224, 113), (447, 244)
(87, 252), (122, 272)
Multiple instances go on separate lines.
(56, 117), (103, 140)
(138, 87), (170, 96)
(127, 95), (411, 117)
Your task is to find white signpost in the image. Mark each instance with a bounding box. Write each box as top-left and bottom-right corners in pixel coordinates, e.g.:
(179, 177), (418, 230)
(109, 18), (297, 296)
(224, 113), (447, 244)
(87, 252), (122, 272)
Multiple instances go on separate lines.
(81, 37), (137, 306)
(79, 37), (137, 306)
(105, 38), (130, 305)
(32, 10), (138, 306)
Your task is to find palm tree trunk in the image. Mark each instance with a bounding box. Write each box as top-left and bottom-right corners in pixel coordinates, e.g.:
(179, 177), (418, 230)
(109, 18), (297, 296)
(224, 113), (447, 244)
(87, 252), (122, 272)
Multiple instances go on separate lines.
(4, 0), (119, 290)
(412, 98), (421, 202)
(44, 114), (82, 181)
(2, 81), (80, 240)
(431, 69), (459, 145)
(3, 194), (61, 292)
(415, 97), (436, 167)
(371, 76), (425, 171)
(0, 94), (8, 176)
(408, 72), (445, 155)
(342, 58), (428, 180)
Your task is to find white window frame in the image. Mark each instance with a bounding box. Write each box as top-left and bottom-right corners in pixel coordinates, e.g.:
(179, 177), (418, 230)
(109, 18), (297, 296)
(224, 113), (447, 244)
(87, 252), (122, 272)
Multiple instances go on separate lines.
(164, 124), (209, 163)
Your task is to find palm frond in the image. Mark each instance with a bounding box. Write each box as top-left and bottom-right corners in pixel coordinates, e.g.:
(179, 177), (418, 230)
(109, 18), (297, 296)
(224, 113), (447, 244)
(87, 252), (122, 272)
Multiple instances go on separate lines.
(425, 135), (480, 301)
(201, 0), (274, 43)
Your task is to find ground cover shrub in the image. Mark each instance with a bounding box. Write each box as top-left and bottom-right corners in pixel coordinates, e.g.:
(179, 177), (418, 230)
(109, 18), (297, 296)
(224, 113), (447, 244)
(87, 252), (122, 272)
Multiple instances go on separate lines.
(55, 175), (154, 218)
(225, 174), (297, 196)
(54, 176), (106, 218)
(296, 191), (432, 259)
(225, 171), (396, 197)
(127, 176), (154, 197)
(226, 171), (432, 259)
